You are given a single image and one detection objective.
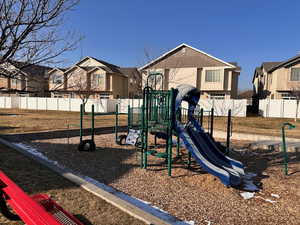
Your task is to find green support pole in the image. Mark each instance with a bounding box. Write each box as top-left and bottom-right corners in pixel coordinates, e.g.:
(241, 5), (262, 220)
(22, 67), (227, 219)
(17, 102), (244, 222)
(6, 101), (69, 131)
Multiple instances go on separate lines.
(91, 104), (95, 141)
(200, 108), (203, 127)
(79, 104), (83, 143)
(188, 152), (191, 168)
(281, 126), (288, 176)
(167, 89), (174, 176)
(281, 122), (296, 176)
(167, 129), (172, 176)
(128, 105), (131, 132)
(210, 108), (214, 137)
(143, 93), (149, 169)
(226, 109), (231, 155)
(115, 104), (119, 143)
(176, 134), (180, 157)
(140, 104), (145, 168)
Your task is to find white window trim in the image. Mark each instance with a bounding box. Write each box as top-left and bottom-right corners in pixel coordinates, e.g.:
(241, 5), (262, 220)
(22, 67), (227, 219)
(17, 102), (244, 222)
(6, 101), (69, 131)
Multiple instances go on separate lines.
(52, 74), (63, 84)
(94, 73), (106, 88)
(290, 67), (300, 81)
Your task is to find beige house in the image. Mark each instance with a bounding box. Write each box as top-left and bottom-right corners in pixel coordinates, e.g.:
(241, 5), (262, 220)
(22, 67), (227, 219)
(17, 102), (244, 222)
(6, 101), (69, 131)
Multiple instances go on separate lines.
(139, 43), (241, 99)
(48, 57), (142, 99)
(0, 61), (51, 97)
(253, 54), (300, 100)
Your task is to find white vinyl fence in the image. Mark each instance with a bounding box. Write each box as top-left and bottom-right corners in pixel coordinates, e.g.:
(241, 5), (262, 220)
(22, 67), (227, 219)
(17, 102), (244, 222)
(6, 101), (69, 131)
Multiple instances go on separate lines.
(117, 98), (247, 117)
(0, 96), (247, 117)
(0, 96), (117, 113)
(259, 99), (300, 118)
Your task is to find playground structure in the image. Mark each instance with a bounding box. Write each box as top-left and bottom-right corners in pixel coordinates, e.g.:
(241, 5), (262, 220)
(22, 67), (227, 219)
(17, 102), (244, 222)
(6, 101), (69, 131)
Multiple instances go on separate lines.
(0, 170), (83, 225)
(115, 72), (245, 187)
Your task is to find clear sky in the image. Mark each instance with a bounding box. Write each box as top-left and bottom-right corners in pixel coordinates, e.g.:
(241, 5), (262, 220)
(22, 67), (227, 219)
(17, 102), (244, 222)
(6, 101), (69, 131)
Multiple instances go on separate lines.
(62, 0), (300, 90)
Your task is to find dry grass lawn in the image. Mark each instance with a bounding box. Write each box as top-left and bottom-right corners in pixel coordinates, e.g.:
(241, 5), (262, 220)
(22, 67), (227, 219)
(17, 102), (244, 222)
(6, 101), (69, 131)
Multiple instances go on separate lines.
(0, 143), (144, 225)
(0, 108), (127, 134)
(1, 108), (300, 138)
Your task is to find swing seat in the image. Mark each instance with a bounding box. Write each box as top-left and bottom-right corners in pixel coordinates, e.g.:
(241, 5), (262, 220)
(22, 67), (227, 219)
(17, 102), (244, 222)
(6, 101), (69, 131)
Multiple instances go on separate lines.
(78, 139), (96, 151)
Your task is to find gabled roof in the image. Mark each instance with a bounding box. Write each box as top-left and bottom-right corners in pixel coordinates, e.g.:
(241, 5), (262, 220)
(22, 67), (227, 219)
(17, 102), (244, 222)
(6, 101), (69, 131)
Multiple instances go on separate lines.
(268, 54), (300, 73)
(10, 61), (52, 78)
(76, 56), (121, 73)
(119, 67), (140, 78)
(262, 62), (282, 72)
(48, 67), (67, 74)
(139, 43), (237, 70)
(252, 67), (263, 83)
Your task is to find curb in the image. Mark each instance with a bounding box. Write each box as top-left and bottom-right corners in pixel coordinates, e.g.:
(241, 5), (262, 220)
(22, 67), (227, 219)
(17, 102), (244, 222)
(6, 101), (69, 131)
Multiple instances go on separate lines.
(0, 137), (189, 225)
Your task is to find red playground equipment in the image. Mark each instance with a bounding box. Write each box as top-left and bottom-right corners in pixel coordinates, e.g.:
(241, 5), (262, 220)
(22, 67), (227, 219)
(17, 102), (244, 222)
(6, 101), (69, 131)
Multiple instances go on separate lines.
(0, 170), (83, 225)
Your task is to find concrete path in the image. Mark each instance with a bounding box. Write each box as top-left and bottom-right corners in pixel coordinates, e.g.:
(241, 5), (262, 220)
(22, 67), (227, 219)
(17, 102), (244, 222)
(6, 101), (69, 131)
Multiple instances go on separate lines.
(213, 129), (300, 142)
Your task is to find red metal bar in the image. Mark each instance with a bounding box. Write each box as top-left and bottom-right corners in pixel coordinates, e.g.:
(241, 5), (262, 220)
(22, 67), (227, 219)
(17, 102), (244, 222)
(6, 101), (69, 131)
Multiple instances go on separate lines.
(0, 170), (83, 225)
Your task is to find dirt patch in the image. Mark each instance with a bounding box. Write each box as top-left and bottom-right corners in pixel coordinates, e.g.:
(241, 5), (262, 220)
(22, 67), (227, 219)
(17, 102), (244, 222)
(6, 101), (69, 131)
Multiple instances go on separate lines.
(0, 143), (144, 225)
(11, 132), (300, 225)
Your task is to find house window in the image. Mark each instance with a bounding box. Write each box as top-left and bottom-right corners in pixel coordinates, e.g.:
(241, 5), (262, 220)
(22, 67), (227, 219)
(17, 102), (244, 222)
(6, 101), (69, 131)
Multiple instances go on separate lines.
(52, 74), (63, 84)
(11, 78), (21, 87)
(291, 68), (300, 81)
(205, 70), (221, 82)
(95, 74), (105, 87)
(209, 93), (225, 99)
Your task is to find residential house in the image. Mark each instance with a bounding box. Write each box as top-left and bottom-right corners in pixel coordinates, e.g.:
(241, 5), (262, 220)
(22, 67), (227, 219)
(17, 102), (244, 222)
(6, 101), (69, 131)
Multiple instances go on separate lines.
(139, 43), (241, 99)
(0, 61), (51, 96)
(48, 57), (142, 99)
(253, 54), (300, 100)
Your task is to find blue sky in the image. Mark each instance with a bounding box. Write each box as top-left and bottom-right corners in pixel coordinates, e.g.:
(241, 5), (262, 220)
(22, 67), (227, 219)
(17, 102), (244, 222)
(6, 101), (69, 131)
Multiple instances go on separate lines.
(62, 0), (300, 90)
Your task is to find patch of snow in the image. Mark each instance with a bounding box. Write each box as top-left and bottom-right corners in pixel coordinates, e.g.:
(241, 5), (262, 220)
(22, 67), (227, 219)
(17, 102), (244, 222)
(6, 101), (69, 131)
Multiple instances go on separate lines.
(265, 199), (277, 203)
(271, 193), (280, 198)
(185, 221), (195, 225)
(14, 143), (63, 169)
(240, 192), (255, 200)
(115, 192), (191, 225)
(205, 220), (212, 225)
(255, 196), (276, 203)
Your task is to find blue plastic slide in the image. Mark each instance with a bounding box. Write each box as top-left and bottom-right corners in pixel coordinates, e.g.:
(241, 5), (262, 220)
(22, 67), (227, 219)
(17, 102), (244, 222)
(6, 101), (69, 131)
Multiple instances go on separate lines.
(175, 84), (245, 187)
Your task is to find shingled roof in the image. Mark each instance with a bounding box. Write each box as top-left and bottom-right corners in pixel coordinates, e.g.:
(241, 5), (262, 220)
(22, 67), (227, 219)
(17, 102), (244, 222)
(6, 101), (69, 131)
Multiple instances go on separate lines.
(268, 54), (300, 73)
(261, 62), (282, 72)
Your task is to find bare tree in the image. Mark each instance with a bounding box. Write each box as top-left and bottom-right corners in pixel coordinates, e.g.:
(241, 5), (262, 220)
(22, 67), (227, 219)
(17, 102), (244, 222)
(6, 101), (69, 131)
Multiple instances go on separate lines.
(0, 0), (82, 81)
(67, 70), (92, 112)
(67, 70), (106, 112)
